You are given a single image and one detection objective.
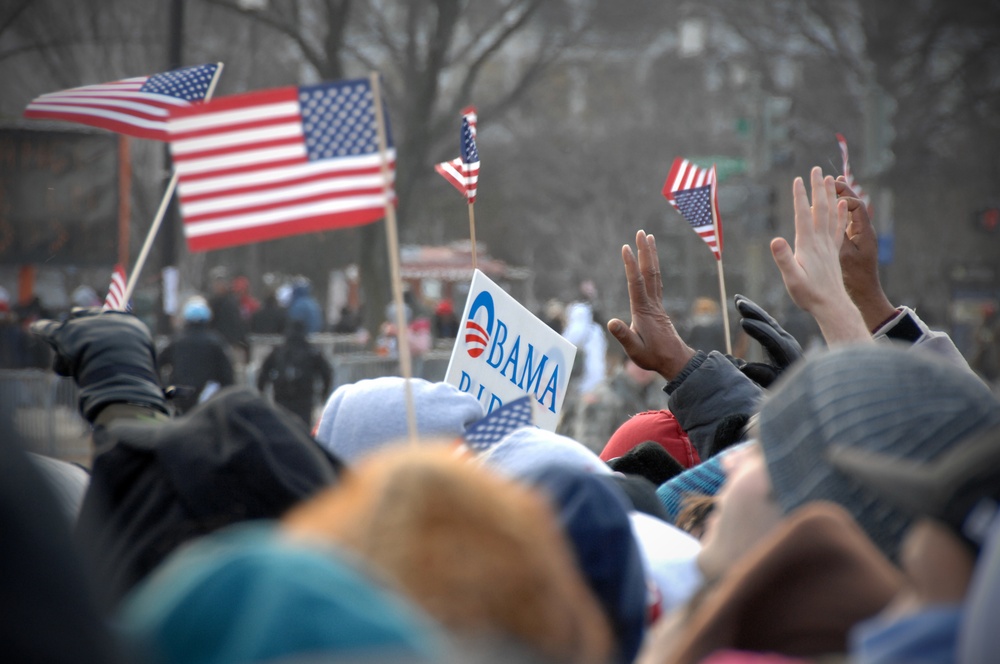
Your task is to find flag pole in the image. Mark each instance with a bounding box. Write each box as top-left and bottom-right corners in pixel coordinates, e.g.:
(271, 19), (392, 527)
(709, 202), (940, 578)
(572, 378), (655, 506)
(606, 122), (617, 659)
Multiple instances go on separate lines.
(716, 258), (732, 355)
(710, 163), (732, 355)
(122, 62), (225, 304)
(467, 202), (478, 271)
(370, 71), (418, 445)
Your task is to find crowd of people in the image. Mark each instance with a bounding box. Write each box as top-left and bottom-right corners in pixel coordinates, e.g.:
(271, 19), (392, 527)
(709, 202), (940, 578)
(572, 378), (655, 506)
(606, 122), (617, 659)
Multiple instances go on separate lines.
(4, 167), (1000, 664)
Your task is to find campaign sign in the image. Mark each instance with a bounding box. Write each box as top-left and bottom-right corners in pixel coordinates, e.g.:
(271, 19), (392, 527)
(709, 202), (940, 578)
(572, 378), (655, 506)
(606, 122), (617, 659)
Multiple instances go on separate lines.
(445, 270), (576, 431)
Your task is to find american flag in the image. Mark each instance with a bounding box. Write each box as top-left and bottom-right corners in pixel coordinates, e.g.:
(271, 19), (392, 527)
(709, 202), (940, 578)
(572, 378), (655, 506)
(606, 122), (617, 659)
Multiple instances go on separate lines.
(434, 106), (480, 203)
(24, 64), (220, 141)
(166, 78), (396, 252)
(102, 264), (130, 311)
(463, 395), (534, 452)
(662, 158), (723, 260)
(835, 133), (871, 211)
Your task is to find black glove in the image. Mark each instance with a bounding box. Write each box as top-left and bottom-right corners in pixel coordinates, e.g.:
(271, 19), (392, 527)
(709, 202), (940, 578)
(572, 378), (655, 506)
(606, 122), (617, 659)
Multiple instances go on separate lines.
(733, 294), (804, 387)
(31, 308), (169, 423)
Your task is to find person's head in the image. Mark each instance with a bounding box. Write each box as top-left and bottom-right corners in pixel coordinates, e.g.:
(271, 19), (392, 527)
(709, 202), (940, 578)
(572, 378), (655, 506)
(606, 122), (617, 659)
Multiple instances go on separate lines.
(691, 297), (719, 319)
(312, 377), (484, 465)
(209, 267), (229, 294)
(600, 409), (700, 470)
(828, 421), (1000, 611)
(697, 345), (1000, 581)
(117, 524), (447, 664)
(291, 276), (311, 299)
(675, 494), (716, 540)
(182, 296), (212, 325)
(231, 275), (250, 296)
(696, 442), (784, 580)
(78, 387), (340, 607)
(283, 446), (613, 663)
(284, 318), (308, 341)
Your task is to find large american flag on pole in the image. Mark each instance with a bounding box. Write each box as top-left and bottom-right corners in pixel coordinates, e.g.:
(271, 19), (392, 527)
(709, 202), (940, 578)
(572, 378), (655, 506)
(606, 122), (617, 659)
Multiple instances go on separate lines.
(166, 78), (396, 252)
(24, 64), (220, 141)
(662, 158), (723, 260)
(434, 106), (480, 203)
(835, 133), (871, 211)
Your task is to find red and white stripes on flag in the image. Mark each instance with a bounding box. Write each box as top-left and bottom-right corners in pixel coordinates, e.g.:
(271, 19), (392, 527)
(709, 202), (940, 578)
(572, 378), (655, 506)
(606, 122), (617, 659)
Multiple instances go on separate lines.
(836, 133), (871, 211)
(103, 264), (128, 311)
(435, 106), (480, 203)
(662, 158), (723, 260)
(24, 64), (220, 141)
(166, 78), (396, 252)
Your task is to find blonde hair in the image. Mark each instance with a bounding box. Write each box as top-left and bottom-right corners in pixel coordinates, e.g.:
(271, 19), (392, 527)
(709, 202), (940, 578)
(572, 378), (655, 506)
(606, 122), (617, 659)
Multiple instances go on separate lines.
(284, 446), (613, 663)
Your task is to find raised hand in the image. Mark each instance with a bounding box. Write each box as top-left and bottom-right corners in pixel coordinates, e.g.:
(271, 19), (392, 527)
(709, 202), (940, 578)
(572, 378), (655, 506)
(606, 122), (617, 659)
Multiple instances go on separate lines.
(770, 167), (872, 345)
(835, 177), (896, 331)
(735, 294), (803, 369)
(607, 230), (696, 381)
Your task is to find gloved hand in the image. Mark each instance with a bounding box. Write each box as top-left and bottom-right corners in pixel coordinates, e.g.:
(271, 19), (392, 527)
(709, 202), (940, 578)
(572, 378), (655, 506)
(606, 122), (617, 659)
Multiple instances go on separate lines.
(31, 308), (169, 423)
(732, 294), (804, 387)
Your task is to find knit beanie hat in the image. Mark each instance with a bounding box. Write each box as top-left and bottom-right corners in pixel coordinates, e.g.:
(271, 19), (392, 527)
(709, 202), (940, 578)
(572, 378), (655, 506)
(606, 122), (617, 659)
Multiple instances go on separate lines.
(518, 465), (647, 664)
(656, 443), (745, 523)
(757, 344), (1000, 560)
(601, 410), (701, 468)
(313, 377), (484, 464)
(78, 387), (340, 608)
(118, 524), (446, 664)
(480, 427), (612, 480)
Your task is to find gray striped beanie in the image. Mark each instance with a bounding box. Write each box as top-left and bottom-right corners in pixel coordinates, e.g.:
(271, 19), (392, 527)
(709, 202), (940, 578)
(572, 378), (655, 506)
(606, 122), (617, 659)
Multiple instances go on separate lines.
(758, 344), (1000, 561)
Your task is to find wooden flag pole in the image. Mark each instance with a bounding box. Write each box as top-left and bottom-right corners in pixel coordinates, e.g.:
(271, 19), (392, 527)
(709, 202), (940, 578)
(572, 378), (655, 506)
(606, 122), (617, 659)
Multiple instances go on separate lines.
(467, 201), (478, 271)
(122, 62), (225, 304)
(716, 257), (732, 355)
(370, 71), (418, 445)
(709, 163), (732, 355)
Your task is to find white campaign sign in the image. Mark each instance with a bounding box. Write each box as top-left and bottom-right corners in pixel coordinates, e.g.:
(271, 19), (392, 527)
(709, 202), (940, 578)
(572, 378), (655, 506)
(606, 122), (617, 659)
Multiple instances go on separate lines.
(444, 270), (577, 431)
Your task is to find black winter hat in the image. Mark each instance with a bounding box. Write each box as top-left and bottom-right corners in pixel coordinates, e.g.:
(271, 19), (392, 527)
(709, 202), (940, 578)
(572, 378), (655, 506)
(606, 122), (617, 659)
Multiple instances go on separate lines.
(77, 387), (341, 608)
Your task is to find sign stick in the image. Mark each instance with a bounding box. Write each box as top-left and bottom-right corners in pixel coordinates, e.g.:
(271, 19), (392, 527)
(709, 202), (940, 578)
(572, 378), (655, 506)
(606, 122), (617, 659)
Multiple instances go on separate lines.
(467, 202), (478, 270)
(122, 62), (225, 304)
(370, 71), (418, 445)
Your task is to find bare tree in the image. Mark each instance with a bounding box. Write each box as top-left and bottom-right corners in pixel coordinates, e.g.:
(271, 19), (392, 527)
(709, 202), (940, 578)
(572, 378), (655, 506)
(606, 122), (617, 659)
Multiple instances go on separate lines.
(198, 0), (588, 331)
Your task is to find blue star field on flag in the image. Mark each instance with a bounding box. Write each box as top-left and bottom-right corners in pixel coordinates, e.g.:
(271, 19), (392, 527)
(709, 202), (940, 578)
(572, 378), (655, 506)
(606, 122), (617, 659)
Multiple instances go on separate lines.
(673, 185), (713, 228)
(141, 64), (218, 101)
(299, 80), (391, 160)
(463, 395), (534, 452)
(461, 114), (479, 165)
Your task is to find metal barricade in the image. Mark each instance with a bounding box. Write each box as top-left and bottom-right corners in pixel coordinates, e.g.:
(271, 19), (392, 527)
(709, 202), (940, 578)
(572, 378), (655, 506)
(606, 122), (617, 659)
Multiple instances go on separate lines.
(0, 345), (455, 463)
(0, 369), (90, 462)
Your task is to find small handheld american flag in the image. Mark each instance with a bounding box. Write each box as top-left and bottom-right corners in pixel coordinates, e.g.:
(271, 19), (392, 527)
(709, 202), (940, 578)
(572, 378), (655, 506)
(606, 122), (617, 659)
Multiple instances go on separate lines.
(835, 133), (871, 212)
(103, 264), (130, 311)
(435, 106), (480, 203)
(662, 158), (723, 260)
(24, 63), (220, 141)
(462, 395), (534, 453)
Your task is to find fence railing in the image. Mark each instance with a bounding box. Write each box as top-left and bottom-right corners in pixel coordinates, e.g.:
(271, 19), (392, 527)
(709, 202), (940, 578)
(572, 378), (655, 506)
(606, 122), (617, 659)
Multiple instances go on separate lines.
(3, 345), (455, 463)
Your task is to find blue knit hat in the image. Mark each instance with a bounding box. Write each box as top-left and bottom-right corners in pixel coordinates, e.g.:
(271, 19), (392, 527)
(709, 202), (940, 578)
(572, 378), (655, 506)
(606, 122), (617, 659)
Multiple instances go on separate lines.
(757, 344), (1000, 560)
(313, 377), (484, 464)
(655, 443), (743, 522)
(518, 465), (647, 664)
(118, 524), (446, 664)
